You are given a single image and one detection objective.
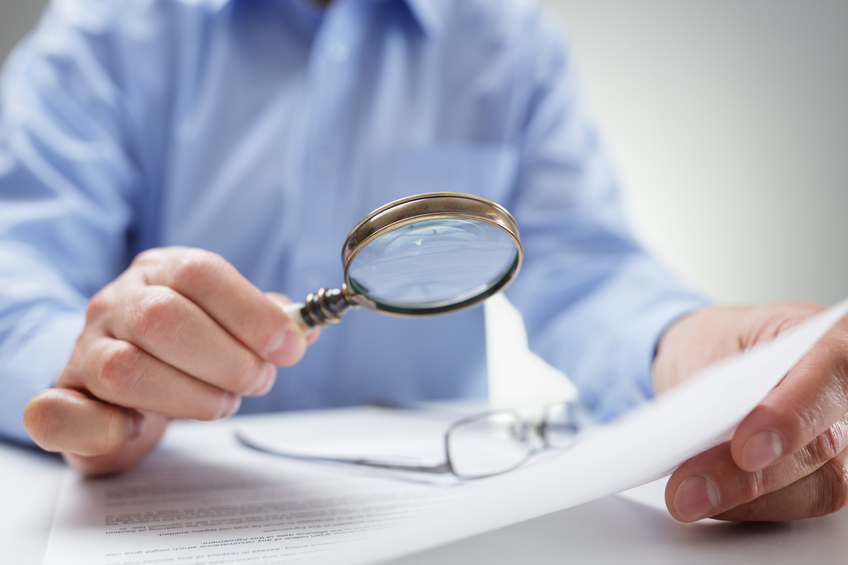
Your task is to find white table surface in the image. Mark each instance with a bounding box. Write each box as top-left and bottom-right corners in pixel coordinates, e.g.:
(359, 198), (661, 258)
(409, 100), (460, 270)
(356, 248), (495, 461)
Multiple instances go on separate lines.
(3, 412), (848, 565)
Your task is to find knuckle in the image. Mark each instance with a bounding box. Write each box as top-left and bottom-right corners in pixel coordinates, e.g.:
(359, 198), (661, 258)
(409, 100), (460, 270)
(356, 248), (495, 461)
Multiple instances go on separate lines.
(768, 400), (817, 442)
(132, 248), (164, 268)
(202, 394), (228, 421)
(86, 288), (114, 322)
(168, 250), (222, 290)
(817, 458), (848, 516)
(832, 356), (848, 409)
(741, 469), (766, 504)
(809, 426), (845, 464)
(729, 493), (771, 521)
(187, 388), (231, 422)
(228, 354), (264, 394)
(130, 287), (183, 346)
(96, 409), (129, 455)
(96, 342), (144, 399)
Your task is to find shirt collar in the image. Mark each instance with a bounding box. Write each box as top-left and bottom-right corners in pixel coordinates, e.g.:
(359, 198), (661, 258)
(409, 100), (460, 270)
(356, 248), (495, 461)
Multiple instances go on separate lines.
(401, 0), (447, 36)
(217, 0), (447, 36)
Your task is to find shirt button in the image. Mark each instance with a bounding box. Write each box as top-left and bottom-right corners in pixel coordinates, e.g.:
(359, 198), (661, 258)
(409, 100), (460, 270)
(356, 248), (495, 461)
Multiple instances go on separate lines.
(325, 41), (349, 63)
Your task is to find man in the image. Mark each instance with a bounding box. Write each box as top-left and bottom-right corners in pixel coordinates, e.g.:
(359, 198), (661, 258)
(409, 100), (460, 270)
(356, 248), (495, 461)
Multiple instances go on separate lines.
(1, 0), (846, 524)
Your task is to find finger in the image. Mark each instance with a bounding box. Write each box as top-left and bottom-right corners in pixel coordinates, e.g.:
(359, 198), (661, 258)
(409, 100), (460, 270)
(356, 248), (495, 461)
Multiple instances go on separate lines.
(306, 326), (321, 345)
(58, 336), (243, 421)
(713, 449), (848, 521)
(102, 283), (277, 396)
(731, 322), (848, 472)
(64, 411), (171, 476)
(266, 292), (321, 345)
(131, 248), (307, 366)
(23, 388), (145, 457)
(667, 417), (848, 522)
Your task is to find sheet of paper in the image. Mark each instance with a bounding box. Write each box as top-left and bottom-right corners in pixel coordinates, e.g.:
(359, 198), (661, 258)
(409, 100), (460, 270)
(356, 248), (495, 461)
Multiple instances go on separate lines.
(43, 430), (483, 565)
(43, 298), (848, 565)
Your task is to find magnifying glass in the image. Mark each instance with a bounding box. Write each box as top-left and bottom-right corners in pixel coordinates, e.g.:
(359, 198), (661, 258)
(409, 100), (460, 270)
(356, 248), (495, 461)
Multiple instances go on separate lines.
(282, 192), (522, 333)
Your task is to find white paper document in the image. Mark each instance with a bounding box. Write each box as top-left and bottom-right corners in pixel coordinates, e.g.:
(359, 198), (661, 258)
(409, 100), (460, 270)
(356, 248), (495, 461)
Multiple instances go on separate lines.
(43, 298), (848, 565)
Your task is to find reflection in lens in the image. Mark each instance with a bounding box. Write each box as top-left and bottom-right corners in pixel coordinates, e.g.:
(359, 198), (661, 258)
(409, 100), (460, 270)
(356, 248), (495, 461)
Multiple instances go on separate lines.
(348, 219), (518, 309)
(447, 412), (531, 479)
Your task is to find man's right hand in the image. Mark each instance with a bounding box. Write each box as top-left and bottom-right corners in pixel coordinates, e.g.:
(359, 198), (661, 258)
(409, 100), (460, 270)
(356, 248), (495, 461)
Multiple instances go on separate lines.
(22, 247), (314, 475)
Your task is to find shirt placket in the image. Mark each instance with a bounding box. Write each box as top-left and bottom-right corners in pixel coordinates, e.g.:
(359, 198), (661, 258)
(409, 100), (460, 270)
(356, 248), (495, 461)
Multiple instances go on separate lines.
(285, 1), (368, 410)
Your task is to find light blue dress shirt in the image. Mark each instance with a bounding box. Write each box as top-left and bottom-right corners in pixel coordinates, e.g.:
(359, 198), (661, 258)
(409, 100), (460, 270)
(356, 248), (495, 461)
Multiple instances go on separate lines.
(0, 0), (708, 444)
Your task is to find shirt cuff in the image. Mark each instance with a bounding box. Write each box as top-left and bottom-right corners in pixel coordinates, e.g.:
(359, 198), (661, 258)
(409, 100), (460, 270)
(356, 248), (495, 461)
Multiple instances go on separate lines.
(590, 295), (711, 421)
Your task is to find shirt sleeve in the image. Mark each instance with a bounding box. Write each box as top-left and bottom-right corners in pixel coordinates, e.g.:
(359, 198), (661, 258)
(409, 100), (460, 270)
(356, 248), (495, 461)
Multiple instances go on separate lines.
(0, 1), (141, 443)
(503, 13), (711, 421)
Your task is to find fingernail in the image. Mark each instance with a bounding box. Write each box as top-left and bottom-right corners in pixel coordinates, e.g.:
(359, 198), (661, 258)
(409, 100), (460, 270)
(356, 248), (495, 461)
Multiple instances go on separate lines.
(267, 329), (305, 365)
(741, 430), (783, 471)
(248, 363), (277, 396)
(128, 411), (146, 440)
(674, 475), (720, 521)
(217, 392), (242, 419)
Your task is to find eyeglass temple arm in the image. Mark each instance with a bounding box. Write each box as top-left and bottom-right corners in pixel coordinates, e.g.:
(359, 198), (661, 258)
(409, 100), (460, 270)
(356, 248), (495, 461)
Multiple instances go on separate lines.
(235, 430), (453, 474)
(350, 458), (452, 474)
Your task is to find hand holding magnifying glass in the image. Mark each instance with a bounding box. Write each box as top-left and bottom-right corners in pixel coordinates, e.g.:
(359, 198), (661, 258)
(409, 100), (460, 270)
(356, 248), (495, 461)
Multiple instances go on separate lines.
(283, 192), (523, 332)
(20, 192), (521, 476)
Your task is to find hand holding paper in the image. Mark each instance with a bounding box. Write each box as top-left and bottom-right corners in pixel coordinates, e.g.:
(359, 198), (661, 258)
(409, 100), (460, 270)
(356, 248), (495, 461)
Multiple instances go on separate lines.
(655, 301), (848, 522)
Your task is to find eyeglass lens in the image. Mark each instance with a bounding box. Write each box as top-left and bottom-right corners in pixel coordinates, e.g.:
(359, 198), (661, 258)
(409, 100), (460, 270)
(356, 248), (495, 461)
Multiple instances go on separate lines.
(446, 412), (535, 479)
(348, 218), (518, 310)
(446, 403), (581, 479)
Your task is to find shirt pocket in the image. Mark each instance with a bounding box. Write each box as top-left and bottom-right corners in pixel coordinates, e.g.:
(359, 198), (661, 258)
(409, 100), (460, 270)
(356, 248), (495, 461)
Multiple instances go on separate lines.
(369, 144), (519, 211)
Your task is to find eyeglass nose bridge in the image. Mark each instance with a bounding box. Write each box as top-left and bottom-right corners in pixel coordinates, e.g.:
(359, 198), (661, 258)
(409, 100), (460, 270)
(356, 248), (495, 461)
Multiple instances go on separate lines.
(508, 420), (529, 443)
(533, 420), (550, 449)
(525, 420), (551, 451)
(499, 415), (555, 451)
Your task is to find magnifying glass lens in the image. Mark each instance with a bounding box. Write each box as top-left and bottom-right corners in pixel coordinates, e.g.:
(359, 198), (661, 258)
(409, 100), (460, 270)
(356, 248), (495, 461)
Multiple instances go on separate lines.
(285, 193), (522, 330)
(348, 218), (519, 310)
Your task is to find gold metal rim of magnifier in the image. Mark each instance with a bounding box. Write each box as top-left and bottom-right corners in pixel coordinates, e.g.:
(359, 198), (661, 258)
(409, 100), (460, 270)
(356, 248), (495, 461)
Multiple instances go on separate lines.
(340, 192), (523, 316)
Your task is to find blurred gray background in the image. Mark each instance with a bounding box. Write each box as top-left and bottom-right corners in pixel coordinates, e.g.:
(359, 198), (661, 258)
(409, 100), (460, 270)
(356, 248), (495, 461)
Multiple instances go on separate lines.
(1, 0), (846, 306)
(544, 0), (848, 306)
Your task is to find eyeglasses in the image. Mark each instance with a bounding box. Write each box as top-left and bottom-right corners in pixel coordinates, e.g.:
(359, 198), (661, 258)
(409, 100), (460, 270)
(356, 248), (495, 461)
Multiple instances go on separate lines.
(235, 401), (583, 480)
